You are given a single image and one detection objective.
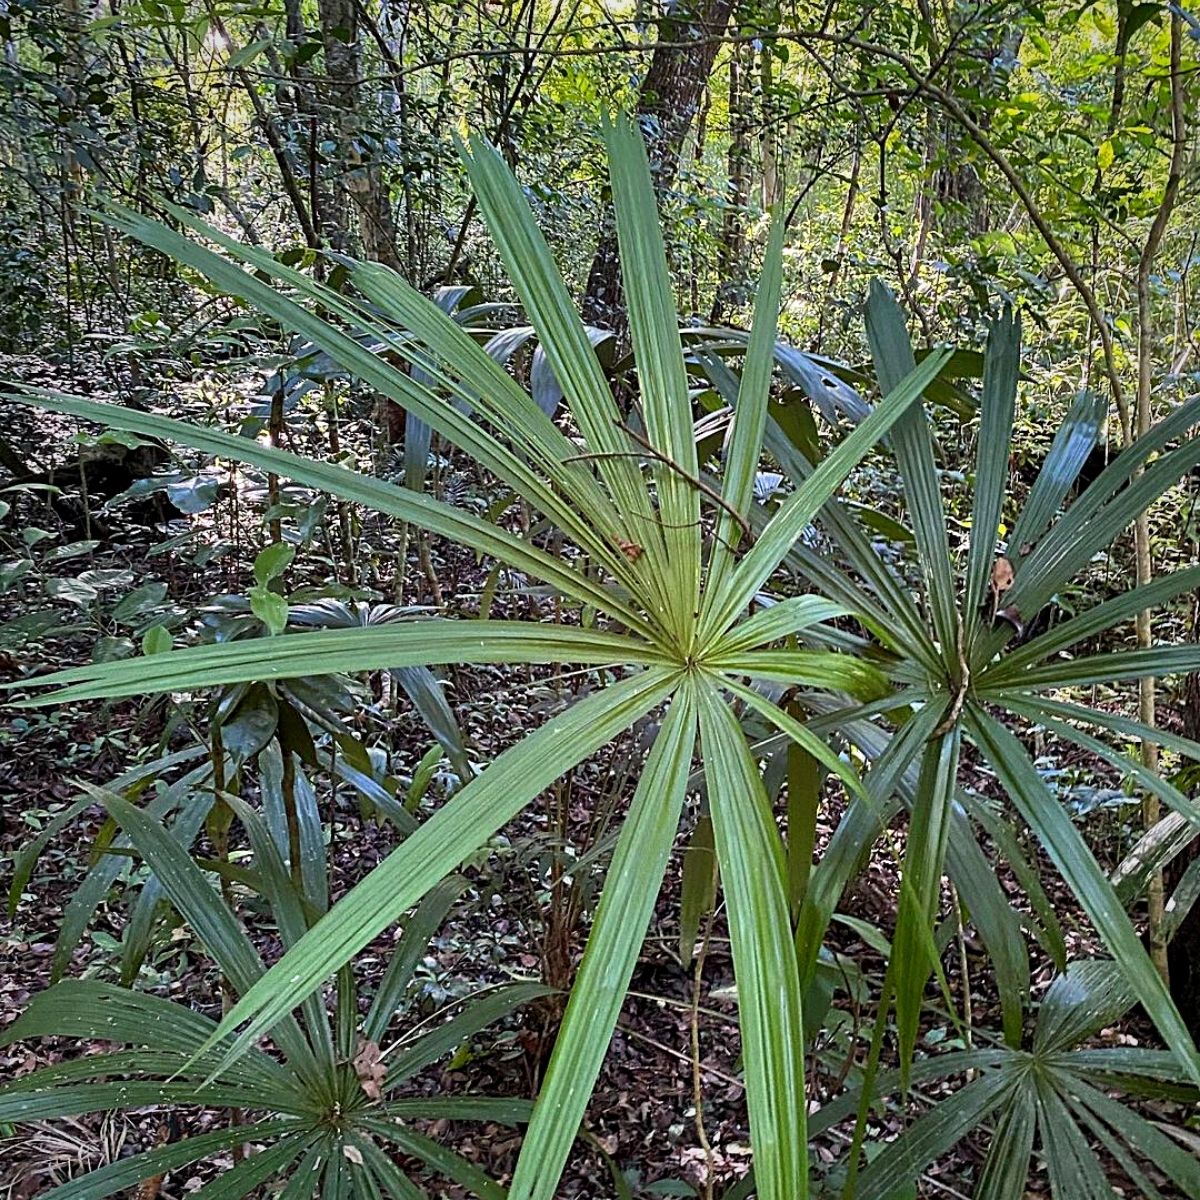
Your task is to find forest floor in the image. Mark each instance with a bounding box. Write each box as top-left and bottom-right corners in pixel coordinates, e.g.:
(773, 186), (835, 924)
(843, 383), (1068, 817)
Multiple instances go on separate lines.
(0, 356), (1190, 1199)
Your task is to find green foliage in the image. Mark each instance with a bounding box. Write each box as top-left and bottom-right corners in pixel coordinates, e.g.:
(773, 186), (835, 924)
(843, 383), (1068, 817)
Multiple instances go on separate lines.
(0, 205), (53, 353)
(6, 118), (944, 1200)
(6, 112), (1200, 1199)
(847, 961), (1200, 1200)
(1, 791), (538, 1200)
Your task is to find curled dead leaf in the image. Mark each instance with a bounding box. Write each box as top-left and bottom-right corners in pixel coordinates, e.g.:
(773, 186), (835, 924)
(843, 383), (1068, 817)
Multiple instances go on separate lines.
(353, 1039), (386, 1102)
(991, 555), (1014, 594)
(994, 604), (1024, 639)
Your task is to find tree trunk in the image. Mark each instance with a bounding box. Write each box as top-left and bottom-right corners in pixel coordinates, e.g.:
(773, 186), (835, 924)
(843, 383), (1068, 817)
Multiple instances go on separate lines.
(711, 44), (749, 323)
(1132, 12), (1186, 982)
(759, 41), (782, 211)
(319, 0), (402, 270)
(1170, 591), (1200, 1035)
(582, 0), (735, 330)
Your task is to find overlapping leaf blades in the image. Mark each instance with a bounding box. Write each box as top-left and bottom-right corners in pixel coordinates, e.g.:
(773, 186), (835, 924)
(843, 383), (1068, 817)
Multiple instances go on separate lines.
(784, 286), (1200, 1098)
(3, 117), (954, 1200)
(10, 107), (1198, 1200)
(0, 790), (536, 1200)
(849, 961), (1200, 1200)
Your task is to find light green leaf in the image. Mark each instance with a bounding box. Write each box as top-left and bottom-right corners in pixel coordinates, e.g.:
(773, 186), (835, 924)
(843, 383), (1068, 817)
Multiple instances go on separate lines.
(702, 347), (952, 642)
(714, 596), (850, 657)
(704, 648), (886, 699)
(966, 706), (1200, 1083)
(706, 215), (785, 601)
(679, 814), (717, 967)
(3, 388), (655, 640)
(892, 731), (961, 1084)
(12, 620), (666, 704)
(717, 676), (865, 806)
(254, 541), (295, 586)
(697, 676), (807, 1200)
(963, 308), (1020, 637)
(458, 136), (670, 619)
(249, 586), (289, 636)
(863, 282), (958, 658)
(142, 624), (173, 655)
(604, 115), (700, 638)
(203, 668), (678, 1071)
(509, 686), (696, 1200)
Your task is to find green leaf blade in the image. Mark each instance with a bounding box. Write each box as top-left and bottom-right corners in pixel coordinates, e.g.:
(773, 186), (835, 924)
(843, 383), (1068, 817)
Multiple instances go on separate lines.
(509, 686), (697, 1200)
(966, 706), (1200, 1083)
(203, 668), (679, 1071)
(697, 676), (808, 1200)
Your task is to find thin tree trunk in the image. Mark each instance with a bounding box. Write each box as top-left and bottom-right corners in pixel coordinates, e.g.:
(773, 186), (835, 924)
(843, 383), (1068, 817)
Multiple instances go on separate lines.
(319, 0), (402, 269)
(816, 143), (861, 353)
(1133, 12), (1187, 983)
(711, 44), (749, 323)
(760, 42), (781, 211)
(688, 84), (711, 317)
(582, 0), (735, 330)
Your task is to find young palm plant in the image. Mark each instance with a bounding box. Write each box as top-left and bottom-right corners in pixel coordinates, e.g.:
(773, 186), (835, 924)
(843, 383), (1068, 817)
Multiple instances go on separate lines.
(7, 589), (471, 991)
(4, 117), (950, 1200)
(688, 296), (1200, 1197)
(736, 287), (1200, 1108)
(823, 960), (1200, 1200)
(0, 786), (541, 1199)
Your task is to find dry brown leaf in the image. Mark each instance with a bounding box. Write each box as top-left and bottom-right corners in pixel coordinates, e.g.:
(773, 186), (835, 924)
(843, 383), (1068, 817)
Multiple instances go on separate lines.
(991, 555), (1015, 594)
(353, 1039), (386, 1102)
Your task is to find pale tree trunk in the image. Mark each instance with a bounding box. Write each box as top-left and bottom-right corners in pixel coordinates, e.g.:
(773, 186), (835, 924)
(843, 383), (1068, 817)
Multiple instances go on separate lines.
(760, 43), (782, 211)
(583, 0), (735, 330)
(917, 23), (1023, 278)
(319, 0), (402, 270)
(204, 0), (320, 247)
(687, 84), (711, 316)
(1133, 12), (1187, 983)
(711, 44), (750, 323)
